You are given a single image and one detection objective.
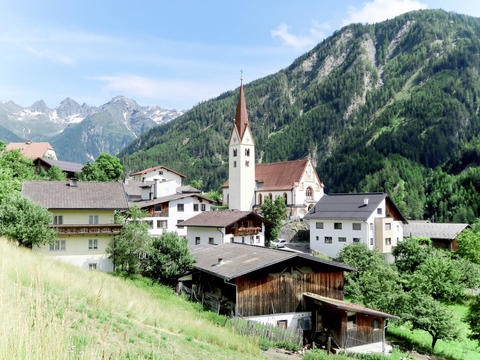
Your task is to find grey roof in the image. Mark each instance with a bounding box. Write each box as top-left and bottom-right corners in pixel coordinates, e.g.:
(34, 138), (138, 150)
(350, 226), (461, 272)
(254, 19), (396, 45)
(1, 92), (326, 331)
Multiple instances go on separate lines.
(37, 157), (84, 173)
(123, 180), (145, 197)
(404, 221), (470, 240)
(21, 180), (129, 210)
(304, 193), (387, 221)
(176, 185), (201, 194)
(130, 193), (214, 208)
(180, 210), (273, 228)
(190, 243), (355, 280)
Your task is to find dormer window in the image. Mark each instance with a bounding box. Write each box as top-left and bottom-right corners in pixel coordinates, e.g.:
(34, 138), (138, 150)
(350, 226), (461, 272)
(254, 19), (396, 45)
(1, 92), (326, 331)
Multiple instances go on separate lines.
(233, 148), (237, 157)
(245, 148), (250, 156)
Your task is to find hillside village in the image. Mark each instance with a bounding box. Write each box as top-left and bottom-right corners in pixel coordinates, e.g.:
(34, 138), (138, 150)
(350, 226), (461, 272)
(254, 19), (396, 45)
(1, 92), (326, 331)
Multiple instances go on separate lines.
(3, 7), (480, 360)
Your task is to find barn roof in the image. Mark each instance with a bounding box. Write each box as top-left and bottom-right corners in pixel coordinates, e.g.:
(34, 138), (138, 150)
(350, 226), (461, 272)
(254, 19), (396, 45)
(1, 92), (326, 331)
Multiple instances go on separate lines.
(190, 243), (355, 281)
(21, 180), (129, 210)
(404, 221), (470, 240)
(303, 293), (399, 319)
(6, 141), (55, 159)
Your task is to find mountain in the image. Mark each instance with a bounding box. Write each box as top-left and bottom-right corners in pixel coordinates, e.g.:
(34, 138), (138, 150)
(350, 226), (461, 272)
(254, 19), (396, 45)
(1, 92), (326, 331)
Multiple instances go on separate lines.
(0, 97), (184, 162)
(119, 9), (480, 223)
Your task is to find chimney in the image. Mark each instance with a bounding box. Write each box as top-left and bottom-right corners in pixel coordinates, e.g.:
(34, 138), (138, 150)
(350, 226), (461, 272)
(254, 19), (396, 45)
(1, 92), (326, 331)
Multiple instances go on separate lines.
(68, 178), (78, 187)
(363, 198), (369, 206)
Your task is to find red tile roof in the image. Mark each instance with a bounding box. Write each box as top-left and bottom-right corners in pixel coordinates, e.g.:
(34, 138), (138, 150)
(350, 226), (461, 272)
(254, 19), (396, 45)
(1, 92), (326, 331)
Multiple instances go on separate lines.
(129, 165), (185, 178)
(6, 142), (55, 159)
(223, 158), (323, 191)
(234, 84), (249, 139)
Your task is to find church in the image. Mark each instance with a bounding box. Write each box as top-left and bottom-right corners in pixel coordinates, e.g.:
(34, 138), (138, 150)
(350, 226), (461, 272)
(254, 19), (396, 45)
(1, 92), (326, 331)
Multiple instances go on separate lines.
(222, 80), (325, 219)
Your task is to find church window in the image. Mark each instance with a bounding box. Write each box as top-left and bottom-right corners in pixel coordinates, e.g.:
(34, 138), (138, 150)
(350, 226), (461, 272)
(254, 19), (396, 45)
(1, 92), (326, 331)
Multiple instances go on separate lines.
(245, 161), (249, 167)
(233, 148), (237, 157)
(233, 161), (237, 168)
(258, 193), (262, 205)
(306, 187), (313, 200)
(268, 193), (273, 200)
(283, 193), (288, 205)
(245, 148), (250, 156)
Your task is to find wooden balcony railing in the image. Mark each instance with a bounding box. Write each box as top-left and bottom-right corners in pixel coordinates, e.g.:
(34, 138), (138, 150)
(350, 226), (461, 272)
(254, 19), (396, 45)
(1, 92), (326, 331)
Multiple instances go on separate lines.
(50, 224), (123, 236)
(152, 210), (168, 217)
(233, 227), (262, 236)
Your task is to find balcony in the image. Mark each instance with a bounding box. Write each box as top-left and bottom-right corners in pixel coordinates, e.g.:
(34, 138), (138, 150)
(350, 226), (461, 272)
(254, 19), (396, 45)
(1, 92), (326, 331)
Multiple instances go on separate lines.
(233, 227), (262, 236)
(50, 224), (123, 236)
(152, 210), (169, 217)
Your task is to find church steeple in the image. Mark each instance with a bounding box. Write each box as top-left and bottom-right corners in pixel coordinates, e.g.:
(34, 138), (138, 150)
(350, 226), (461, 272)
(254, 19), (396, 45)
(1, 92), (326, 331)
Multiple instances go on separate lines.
(234, 78), (249, 139)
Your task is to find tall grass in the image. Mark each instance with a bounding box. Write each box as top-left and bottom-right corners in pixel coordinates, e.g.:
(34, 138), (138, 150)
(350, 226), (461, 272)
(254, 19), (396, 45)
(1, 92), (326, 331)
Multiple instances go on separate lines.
(0, 239), (261, 359)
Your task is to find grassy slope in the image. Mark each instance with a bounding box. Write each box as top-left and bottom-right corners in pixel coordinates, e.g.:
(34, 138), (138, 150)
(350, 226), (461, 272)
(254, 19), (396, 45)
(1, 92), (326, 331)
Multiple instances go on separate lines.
(0, 239), (262, 360)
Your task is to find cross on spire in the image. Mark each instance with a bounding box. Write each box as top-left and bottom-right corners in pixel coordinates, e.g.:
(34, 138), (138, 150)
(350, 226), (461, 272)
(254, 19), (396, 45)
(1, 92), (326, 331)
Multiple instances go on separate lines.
(240, 69), (243, 85)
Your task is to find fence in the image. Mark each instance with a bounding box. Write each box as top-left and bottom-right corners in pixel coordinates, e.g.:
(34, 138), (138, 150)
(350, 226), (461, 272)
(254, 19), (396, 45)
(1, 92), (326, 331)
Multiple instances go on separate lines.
(231, 317), (303, 347)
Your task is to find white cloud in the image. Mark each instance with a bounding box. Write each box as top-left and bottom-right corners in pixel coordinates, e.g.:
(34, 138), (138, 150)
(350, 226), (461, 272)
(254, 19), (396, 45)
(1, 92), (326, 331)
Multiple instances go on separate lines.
(24, 46), (73, 64)
(342, 0), (427, 25)
(271, 21), (330, 49)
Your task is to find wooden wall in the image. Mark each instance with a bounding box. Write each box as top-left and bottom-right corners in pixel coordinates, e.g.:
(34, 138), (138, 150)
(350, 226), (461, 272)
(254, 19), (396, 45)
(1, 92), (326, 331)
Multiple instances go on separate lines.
(344, 314), (384, 348)
(235, 261), (344, 317)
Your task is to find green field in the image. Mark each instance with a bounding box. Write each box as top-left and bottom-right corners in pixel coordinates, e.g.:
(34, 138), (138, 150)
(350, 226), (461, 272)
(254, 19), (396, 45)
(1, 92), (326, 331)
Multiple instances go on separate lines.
(0, 239), (263, 360)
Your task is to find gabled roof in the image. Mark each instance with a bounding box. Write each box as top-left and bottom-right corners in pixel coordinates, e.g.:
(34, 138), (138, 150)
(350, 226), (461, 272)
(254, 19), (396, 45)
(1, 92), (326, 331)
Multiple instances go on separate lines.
(303, 293), (399, 320)
(35, 157), (84, 173)
(404, 221), (470, 240)
(179, 210), (272, 228)
(234, 83), (249, 139)
(6, 142), (55, 159)
(176, 185), (201, 194)
(129, 165), (186, 178)
(223, 158), (322, 191)
(21, 180), (129, 210)
(304, 193), (407, 223)
(190, 243), (355, 281)
(130, 193), (214, 208)
(123, 180), (145, 197)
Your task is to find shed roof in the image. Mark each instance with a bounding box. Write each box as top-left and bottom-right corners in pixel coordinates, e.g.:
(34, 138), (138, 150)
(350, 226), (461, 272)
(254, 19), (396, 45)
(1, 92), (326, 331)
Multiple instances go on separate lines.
(303, 293), (399, 319)
(35, 157), (84, 173)
(304, 193), (407, 222)
(190, 243), (355, 281)
(21, 180), (129, 210)
(6, 141), (55, 159)
(129, 165), (185, 178)
(179, 210), (272, 228)
(404, 222), (470, 240)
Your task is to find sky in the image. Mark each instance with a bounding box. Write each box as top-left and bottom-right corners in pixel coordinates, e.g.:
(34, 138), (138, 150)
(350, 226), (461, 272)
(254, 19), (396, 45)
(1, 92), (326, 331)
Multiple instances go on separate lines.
(0, 0), (479, 110)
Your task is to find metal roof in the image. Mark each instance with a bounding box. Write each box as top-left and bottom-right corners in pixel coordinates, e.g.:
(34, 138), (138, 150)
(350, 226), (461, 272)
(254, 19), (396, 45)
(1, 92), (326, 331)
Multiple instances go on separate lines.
(303, 292), (399, 319)
(190, 243), (355, 281)
(404, 221), (470, 240)
(21, 180), (129, 210)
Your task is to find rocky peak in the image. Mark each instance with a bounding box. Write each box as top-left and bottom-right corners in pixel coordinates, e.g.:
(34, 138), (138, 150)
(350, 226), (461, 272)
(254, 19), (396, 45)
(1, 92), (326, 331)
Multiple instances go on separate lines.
(29, 100), (49, 113)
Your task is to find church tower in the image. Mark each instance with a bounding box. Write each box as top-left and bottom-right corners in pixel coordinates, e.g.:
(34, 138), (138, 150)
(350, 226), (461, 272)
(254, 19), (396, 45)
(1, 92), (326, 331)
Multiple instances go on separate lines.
(228, 79), (255, 211)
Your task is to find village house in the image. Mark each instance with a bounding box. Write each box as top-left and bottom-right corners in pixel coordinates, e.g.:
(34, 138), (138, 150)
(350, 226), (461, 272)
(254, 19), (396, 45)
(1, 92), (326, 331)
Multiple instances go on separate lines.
(6, 141), (57, 160)
(221, 81), (324, 218)
(180, 243), (398, 351)
(305, 193), (407, 259)
(21, 179), (128, 272)
(33, 157), (84, 179)
(404, 220), (470, 251)
(179, 210), (271, 246)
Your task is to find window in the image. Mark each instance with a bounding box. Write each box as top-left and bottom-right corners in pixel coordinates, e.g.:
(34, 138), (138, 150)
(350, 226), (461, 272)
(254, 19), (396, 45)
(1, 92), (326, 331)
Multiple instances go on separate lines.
(324, 237), (332, 244)
(233, 161), (237, 168)
(306, 186), (313, 200)
(347, 312), (356, 329)
(385, 237), (392, 245)
(277, 320), (288, 329)
(145, 220), (153, 229)
(177, 220), (184, 229)
(269, 193), (273, 200)
(88, 239), (98, 250)
(373, 319), (380, 330)
(353, 238), (360, 243)
(177, 204), (184, 212)
(242, 237), (245, 243)
(49, 239), (66, 251)
(233, 148), (237, 157)
(334, 222), (342, 230)
(377, 208), (382, 215)
(282, 192), (288, 205)
(315, 222), (324, 229)
(154, 205), (162, 211)
(316, 236), (319, 241)
(89, 215), (99, 225)
(369, 223), (374, 231)
(244, 160), (248, 167)
(352, 223), (361, 231)
(195, 237), (200, 245)
(157, 220), (167, 229)
(158, 170), (163, 175)
(338, 237), (347, 242)
(385, 223), (391, 230)
(258, 193), (262, 205)
(193, 204), (199, 211)
(52, 215), (63, 225)
(245, 148), (250, 156)
(88, 263), (97, 270)
(256, 236), (260, 243)
(201, 204), (206, 211)
(208, 237), (214, 245)
(370, 238), (374, 246)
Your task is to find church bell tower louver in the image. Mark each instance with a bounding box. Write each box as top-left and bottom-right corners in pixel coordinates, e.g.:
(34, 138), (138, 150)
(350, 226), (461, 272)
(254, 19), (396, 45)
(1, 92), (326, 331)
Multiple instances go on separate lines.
(228, 77), (255, 211)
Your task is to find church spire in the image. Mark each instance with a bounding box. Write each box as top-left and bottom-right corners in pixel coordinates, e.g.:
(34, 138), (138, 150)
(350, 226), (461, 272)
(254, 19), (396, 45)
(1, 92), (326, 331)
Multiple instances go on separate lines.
(234, 75), (249, 139)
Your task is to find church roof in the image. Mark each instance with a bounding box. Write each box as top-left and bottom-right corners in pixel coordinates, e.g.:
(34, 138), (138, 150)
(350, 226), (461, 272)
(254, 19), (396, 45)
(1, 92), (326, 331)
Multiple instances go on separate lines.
(223, 158), (322, 191)
(234, 83), (249, 139)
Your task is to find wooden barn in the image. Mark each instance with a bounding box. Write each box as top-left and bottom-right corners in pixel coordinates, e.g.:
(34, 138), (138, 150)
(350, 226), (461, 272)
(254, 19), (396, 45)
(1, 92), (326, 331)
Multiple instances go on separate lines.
(179, 243), (398, 351)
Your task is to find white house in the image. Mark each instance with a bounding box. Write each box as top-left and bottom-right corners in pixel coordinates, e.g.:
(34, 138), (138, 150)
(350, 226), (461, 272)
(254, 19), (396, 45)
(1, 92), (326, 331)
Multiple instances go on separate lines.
(305, 193), (407, 259)
(221, 81), (324, 218)
(179, 210), (272, 247)
(21, 179), (129, 272)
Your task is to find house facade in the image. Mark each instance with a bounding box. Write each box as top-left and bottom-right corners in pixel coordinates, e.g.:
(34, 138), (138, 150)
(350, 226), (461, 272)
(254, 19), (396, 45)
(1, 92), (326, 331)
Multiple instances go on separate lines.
(6, 141), (57, 160)
(180, 210), (270, 246)
(221, 82), (324, 218)
(21, 179), (128, 272)
(305, 193), (407, 259)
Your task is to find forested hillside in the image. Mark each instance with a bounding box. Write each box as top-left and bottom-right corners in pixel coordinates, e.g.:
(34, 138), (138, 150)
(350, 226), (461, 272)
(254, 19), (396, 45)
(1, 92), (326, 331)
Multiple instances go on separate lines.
(120, 9), (480, 222)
